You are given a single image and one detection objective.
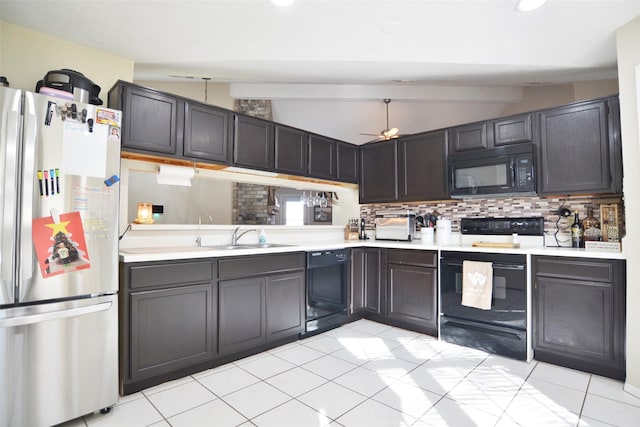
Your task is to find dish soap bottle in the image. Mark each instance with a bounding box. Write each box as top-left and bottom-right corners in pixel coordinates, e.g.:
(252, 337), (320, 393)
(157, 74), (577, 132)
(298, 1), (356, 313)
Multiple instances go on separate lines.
(259, 228), (267, 245)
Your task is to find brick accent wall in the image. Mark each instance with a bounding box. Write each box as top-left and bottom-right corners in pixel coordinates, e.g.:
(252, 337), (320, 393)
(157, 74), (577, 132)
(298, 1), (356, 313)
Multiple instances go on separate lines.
(233, 99), (273, 121)
(233, 183), (271, 225)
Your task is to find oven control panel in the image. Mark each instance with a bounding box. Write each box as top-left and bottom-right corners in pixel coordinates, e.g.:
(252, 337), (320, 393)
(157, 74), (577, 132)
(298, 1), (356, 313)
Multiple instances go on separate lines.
(460, 216), (544, 236)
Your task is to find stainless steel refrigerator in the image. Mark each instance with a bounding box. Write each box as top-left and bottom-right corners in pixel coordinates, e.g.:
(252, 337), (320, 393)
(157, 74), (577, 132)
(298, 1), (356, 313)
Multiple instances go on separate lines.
(0, 86), (120, 427)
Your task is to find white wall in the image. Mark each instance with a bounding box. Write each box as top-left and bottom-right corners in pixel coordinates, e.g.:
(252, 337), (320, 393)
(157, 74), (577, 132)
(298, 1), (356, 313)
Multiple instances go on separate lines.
(133, 79), (234, 111)
(616, 16), (640, 396)
(0, 21), (133, 99)
(270, 100), (509, 145)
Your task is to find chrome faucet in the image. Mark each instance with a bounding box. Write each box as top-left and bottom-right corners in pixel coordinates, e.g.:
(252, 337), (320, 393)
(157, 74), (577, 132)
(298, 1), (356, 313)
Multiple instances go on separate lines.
(231, 226), (256, 245)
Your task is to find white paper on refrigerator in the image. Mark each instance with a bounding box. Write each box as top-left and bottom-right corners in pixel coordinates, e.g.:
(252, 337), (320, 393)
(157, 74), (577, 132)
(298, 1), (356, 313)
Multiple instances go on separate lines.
(62, 120), (108, 178)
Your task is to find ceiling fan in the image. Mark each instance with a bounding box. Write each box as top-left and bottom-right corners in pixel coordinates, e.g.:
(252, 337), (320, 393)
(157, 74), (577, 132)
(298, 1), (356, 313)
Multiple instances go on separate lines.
(360, 98), (401, 142)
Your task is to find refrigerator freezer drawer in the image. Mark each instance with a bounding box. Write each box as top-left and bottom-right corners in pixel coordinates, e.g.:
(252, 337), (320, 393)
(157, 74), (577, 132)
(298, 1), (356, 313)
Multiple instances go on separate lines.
(0, 294), (118, 427)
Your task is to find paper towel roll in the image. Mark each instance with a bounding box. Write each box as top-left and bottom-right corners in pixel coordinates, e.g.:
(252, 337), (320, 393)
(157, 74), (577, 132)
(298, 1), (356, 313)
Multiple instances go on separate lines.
(436, 219), (452, 245)
(156, 165), (195, 186)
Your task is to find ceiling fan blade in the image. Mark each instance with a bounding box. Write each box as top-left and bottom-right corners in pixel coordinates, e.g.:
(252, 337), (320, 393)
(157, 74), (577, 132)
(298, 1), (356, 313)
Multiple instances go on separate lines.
(359, 132), (382, 136)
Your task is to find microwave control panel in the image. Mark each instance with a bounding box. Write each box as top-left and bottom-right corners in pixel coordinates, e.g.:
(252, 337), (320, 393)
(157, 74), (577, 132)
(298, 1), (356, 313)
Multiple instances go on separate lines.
(515, 155), (534, 191)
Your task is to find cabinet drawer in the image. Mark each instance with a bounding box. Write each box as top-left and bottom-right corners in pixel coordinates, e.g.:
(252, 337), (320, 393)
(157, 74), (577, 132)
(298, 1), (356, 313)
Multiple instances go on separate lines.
(219, 253), (305, 280)
(534, 257), (614, 283)
(128, 260), (214, 289)
(387, 249), (437, 267)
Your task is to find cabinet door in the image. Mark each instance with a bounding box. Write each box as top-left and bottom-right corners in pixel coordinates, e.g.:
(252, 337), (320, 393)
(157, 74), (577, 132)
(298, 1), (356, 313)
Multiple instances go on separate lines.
(121, 85), (179, 154)
(266, 271), (305, 341)
(349, 248), (365, 315)
(538, 100), (612, 195)
(364, 248), (385, 316)
(449, 122), (488, 153)
(233, 114), (274, 170)
(308, 134), (337, 180)
(387, 264), (437, 335)
(533, 257), (626, 379)
(337, 142), (359, 183)
(399, 130), (448, 201)
(493, 113), (534, 146)
(129, 284), (215, 381)
(274, 125), (308, 175)
(359, 140), (399, 203)
(183, 101), (230, 163)
(219, 277), (266, 355)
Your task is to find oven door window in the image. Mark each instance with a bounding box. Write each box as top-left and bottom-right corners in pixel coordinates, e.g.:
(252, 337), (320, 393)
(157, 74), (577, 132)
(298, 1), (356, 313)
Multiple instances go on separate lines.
(443, 262), (526, 329)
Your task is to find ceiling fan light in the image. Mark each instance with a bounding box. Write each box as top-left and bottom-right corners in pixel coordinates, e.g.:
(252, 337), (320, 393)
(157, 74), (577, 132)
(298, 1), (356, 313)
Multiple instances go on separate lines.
(387, 127), (399, 137)
(515, 0), (547, 12)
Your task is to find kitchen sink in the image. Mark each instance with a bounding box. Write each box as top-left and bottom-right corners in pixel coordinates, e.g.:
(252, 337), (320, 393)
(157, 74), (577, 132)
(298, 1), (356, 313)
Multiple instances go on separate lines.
(120, 246), (217, 254)
(206, 243), (296, 250)
(121, 243), (297, 254)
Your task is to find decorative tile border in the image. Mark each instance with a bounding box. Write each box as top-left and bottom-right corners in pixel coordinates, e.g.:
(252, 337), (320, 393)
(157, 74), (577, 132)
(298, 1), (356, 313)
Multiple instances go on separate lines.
(360, 195), (625, 238)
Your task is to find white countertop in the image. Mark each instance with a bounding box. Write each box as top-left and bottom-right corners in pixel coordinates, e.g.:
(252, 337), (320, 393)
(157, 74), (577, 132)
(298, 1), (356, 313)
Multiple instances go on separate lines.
(119, 238), (626, 263)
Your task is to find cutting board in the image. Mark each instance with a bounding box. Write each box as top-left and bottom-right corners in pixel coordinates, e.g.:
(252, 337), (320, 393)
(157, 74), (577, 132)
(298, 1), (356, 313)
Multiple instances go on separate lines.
(472, 241), (520, 248)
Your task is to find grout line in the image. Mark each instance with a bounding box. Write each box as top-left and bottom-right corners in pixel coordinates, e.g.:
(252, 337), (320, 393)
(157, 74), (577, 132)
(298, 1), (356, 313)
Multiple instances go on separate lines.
(578, 374), (593, 422)
(142, 392), (171, 426)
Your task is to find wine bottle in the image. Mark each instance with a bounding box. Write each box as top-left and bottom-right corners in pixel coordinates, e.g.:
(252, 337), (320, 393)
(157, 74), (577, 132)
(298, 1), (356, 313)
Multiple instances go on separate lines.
(571, 212), (584, 248)
(583, 207), (601, 241)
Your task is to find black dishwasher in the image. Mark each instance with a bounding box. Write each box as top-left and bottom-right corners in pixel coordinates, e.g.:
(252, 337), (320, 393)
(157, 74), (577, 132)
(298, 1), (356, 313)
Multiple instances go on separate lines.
(302, 249), (348, 337)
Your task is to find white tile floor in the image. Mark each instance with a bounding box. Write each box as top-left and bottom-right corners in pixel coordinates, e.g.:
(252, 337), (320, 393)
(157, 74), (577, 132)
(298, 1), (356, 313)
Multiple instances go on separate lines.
(59, 320), (640, 427)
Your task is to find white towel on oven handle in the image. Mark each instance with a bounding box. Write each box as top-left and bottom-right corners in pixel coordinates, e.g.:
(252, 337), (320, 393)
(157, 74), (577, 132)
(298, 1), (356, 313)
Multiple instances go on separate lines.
(461, 260), (493, 310)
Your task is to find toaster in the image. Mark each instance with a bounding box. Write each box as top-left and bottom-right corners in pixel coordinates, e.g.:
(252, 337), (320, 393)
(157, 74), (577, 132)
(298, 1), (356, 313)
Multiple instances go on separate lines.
(374, 210), (416, 241)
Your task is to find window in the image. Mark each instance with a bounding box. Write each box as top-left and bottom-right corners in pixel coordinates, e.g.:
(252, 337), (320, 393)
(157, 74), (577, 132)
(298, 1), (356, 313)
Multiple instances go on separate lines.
(284, 199), (304, 226)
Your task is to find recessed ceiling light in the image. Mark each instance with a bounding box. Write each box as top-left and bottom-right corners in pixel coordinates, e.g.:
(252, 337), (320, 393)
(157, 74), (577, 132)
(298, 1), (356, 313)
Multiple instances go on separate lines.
(271, 0), (295, 6)
(515, 0), (547, 12)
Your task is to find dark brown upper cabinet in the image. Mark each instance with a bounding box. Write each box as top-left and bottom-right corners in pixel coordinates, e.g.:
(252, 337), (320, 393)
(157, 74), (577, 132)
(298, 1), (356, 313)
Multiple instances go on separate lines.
(109, 82), (180, 155)
(359, 140), (399, 203)
(308, 134), (337, 180)
(449, 122), (488, 152)
(399, 130), (448, 201)
(110, 81), (358, 184)
(449, 113), (535, 153)
(233, 114), (275, 171)
(538, 97), (621, 195)
(274, 125), (308, 176)
(493, 113), (534, 146)
(337, 141), (359, 184)
(183, 101), (231, 163)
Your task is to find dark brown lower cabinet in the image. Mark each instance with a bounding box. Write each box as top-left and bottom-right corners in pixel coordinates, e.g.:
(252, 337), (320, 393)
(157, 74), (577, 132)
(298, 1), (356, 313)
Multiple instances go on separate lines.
(349, 247), (437, 336)
(218, 277), (266, 355)
(533, 256), (626, 380)
(386, 249), (438, 336)
(130, 284), (215, 381)
(218, 253), (306, 356)
(266, 272), (306, 341)
(120, 253), (305, 395)
(349, 248), (386, 321)
(120, 259), (217, 394)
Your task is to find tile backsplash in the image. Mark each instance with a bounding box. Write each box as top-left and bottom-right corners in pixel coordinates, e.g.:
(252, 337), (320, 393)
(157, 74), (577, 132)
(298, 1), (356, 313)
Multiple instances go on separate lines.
(360, 195), (625, 240)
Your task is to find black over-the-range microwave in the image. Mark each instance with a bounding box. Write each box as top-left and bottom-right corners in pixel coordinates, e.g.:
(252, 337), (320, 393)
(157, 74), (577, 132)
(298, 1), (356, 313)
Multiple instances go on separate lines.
(448, 143), (536, 198)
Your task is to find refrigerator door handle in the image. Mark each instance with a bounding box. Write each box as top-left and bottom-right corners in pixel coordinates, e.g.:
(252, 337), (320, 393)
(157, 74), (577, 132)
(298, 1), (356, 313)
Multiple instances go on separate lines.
(0, 300), (112, 328)
(19, 92), (37, 284)
(1, 89), (21, 302)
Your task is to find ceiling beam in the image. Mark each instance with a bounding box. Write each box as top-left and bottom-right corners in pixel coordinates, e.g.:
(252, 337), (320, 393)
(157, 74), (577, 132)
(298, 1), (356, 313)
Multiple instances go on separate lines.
(230, 83), (523, 103)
